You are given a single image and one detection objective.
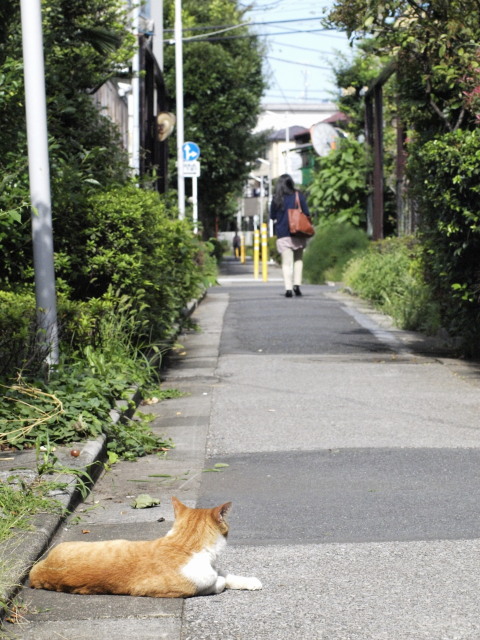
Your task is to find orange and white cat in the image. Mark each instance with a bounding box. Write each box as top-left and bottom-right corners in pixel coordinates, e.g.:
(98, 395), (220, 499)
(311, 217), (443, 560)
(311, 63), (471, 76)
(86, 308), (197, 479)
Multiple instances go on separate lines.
(29, 497), (262, 598)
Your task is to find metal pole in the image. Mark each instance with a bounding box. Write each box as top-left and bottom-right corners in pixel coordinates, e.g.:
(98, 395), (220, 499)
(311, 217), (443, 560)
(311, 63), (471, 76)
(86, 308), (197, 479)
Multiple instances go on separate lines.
(285, 121), (290, 174)
(20, 0), (59, 366)
(259, 174), (265, 226)
(131, 4), (140, 175)
(175, 0), (185, 219)
(253, 229), (259, 280)
(365, 95), (374, 238)
(192, 176), (198, 234)
(373, 84), (384, 241)
(152, 0), (164, 71)
(261, 223), (268, 282)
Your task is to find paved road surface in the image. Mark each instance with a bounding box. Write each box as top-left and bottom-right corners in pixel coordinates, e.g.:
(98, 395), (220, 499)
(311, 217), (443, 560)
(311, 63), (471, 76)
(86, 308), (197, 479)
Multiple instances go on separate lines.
(7, 260), (480, 640)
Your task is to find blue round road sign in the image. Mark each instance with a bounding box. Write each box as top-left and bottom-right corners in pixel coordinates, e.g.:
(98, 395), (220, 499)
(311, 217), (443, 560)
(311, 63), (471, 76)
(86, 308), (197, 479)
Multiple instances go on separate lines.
(183, 142), (200, 162)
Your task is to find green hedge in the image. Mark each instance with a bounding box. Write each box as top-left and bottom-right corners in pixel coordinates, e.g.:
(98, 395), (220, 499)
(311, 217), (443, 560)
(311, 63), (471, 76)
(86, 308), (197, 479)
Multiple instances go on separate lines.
(57, 184), (215, 340)
(408, 129), (480, 347)
(0, 186), (218, 378)
(307, 138), (369, 227)
(0, 290), (37, 376)
(343, 237), (441, 334)
(303, 221), (369, 284)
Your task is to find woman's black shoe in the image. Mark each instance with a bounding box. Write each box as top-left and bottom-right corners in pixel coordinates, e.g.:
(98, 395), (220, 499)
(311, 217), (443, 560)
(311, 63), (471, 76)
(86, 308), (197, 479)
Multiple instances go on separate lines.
(285, 290), (293, 298)
(293, 285), (302, 296)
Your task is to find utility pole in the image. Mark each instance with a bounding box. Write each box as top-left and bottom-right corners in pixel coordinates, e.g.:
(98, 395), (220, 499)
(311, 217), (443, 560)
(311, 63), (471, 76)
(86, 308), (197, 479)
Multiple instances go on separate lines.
(20, 0), (59, 366)
(151, 0), (164, 71)
(131, 3), (141, 175)
(175, 0), (185, 219)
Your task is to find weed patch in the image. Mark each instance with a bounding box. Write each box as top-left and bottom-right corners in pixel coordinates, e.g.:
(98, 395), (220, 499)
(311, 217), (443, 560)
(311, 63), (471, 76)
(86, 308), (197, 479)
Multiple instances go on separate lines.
(343, 237), (441, 334)
(0, 475), (64, 545)
(304, 221), (369, 284)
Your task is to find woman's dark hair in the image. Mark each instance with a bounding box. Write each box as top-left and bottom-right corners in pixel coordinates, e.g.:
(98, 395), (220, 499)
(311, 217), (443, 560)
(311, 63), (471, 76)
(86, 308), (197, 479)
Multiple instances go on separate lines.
(272, 173), (295, 209)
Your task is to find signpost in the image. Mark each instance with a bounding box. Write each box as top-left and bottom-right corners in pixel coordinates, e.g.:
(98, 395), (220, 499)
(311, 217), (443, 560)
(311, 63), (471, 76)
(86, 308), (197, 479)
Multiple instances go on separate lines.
(182, 141), (200, 162)
(183, 160), (200, 177)
(182, 142), (201, 233)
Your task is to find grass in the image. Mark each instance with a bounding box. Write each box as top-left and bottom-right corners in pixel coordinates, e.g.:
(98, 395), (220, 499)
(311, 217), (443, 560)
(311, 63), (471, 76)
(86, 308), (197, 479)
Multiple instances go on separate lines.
(303, 221), (369, 284)
(0, 475), (65, 546)
(343, 236), (442, 335)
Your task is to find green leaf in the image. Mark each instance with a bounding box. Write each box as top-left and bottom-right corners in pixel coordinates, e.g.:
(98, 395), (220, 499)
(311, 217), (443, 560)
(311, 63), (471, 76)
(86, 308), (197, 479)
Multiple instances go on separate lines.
(131, 494), (161, 509)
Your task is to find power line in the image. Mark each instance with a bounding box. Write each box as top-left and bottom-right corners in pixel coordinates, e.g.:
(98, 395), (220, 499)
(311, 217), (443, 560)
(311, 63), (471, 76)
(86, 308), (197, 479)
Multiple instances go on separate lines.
(166, 28), (345, 44)
(269, 39), (347, 54)
(164, 16), (326, 33)
(268, 56), (333, 71)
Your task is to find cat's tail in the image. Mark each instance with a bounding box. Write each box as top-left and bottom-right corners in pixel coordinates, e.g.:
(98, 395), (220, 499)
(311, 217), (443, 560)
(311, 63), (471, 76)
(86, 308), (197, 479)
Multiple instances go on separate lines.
(28, 559), (48, 589)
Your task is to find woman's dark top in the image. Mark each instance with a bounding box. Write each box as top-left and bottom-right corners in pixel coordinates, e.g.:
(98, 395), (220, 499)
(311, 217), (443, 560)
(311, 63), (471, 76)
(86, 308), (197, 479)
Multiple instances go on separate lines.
(269, 191), (311, 238)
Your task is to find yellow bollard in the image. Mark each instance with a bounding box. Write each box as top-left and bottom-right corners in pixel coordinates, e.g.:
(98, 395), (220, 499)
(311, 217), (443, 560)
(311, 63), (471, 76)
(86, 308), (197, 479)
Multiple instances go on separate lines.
(240, 233), (246, 264)
(261, 223), (268, 282)
(253, 228), (259, 280)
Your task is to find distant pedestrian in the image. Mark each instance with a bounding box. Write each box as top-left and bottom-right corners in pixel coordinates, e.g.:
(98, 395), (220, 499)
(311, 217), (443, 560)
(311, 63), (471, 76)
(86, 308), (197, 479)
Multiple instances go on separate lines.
(232, 232), (241, 260)
(269, 173), (312, 297)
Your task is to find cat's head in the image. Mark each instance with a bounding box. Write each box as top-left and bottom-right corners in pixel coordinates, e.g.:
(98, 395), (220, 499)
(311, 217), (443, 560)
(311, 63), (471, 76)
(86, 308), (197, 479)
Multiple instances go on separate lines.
(171, 497), (232, 538)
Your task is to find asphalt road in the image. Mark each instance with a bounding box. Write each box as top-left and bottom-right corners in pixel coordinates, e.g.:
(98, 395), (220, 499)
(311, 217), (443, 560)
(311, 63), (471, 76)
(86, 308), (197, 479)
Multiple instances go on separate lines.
(7, 260), (480, 640)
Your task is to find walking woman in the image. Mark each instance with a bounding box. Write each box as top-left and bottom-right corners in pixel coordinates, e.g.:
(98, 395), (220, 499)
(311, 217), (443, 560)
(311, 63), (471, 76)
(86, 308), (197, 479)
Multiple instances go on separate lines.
(269, 173), (312, 297)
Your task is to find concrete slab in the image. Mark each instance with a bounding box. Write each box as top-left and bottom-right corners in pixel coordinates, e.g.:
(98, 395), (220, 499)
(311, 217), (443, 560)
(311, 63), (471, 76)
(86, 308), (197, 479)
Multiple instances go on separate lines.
(183, 540), (480, 640)
(198, 448), (480, 544)
(207, 354), (480, 454)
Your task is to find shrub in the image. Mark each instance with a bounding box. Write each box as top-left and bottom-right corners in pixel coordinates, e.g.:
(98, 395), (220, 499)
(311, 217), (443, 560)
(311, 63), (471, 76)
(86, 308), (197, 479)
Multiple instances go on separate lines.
(0, 292), (173, 458)
(0, 290), (39, 376)
(303, 221), (369, 284)
(268, 236), (280, 264)
(343, 237), (441, 334)
(207, 238), (225, 264)
(58, 185), (213, 340)
(307, 137), (369, 227)
(408, 129), (480, 347)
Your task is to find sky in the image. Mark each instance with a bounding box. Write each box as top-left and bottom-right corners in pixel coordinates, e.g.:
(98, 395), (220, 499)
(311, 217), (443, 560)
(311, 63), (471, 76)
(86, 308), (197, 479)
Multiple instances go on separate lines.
(241, 0), (354, 105)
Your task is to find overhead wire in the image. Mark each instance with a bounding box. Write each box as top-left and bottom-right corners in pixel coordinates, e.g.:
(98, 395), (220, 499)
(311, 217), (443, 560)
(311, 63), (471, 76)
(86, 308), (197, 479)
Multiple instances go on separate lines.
(164, 16), (327, 33)
(166, 28), (346, 43)
(269, 39), (346, 54)
(268, 56), (333, 71)
(163, 7), (348, 102)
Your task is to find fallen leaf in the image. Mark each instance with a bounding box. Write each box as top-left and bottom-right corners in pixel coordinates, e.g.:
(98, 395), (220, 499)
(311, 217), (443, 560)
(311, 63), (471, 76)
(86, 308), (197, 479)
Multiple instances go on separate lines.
(82, 529), (91, 534)
(131, 494), (161, 509)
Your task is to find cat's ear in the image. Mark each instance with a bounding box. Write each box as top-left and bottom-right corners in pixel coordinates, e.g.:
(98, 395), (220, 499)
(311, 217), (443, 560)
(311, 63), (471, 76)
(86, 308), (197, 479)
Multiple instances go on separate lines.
(214, 502), (232, 523)
(171, 496), (187, 517)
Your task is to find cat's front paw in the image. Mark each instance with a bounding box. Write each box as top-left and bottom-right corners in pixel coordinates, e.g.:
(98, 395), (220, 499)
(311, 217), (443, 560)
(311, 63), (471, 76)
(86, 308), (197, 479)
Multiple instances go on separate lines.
(225, 574), (263, 591)
(245, 577), (262, 591)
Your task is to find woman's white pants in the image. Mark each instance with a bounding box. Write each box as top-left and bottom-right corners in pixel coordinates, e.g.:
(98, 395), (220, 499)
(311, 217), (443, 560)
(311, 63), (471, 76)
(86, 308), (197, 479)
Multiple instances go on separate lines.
(281, 247), (303, 291)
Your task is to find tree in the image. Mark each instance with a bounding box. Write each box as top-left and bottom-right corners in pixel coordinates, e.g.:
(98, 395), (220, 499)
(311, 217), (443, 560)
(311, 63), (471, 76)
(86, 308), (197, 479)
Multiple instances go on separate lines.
(327, 0), (480, 346)
(327, 0), (480, 135)
(0, 0), (134, 288)
(308, 137), (369, 227)
(162, 0), (266, 237)
(332, 40), (386, 136)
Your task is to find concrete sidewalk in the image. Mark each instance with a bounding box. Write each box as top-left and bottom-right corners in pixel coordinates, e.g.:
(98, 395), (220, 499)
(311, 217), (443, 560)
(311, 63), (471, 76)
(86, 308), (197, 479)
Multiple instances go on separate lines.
(3, 257), (480, 639)
(1, 277), (229, 639)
